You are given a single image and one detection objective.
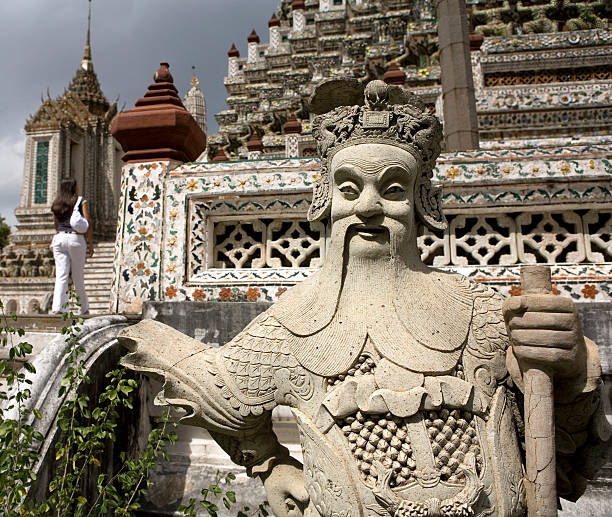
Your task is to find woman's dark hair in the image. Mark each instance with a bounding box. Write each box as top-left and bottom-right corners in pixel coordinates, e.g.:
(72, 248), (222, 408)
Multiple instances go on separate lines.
(51, 179), (78, 219)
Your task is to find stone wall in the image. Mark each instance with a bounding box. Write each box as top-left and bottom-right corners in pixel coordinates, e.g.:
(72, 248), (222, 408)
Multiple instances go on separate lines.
(111, 144), (612, 313)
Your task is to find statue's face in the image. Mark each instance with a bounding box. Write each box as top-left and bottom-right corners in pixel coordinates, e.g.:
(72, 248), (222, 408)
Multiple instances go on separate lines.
(330, 143), (418, 259)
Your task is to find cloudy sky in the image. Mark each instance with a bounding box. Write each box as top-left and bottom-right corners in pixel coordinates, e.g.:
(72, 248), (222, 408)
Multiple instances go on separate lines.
(0, 0), (280, 228)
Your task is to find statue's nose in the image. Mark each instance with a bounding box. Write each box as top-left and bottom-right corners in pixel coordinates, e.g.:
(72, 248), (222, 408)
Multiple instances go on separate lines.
(355, 189), (383, 219)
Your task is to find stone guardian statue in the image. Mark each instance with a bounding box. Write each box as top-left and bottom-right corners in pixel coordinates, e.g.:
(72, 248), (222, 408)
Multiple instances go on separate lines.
(120, 80), (610, 517)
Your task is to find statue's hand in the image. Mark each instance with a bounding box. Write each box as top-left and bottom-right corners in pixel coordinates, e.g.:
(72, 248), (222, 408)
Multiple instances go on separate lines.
(260, 457), (309, 517)
(503, 294), (585, 380)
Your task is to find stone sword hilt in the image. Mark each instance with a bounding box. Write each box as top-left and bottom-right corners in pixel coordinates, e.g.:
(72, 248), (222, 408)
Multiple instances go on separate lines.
(520, 265), (558, 517)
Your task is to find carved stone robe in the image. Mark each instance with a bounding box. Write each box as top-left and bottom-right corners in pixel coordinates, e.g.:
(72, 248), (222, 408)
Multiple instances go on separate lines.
(120, 272), (608, 517)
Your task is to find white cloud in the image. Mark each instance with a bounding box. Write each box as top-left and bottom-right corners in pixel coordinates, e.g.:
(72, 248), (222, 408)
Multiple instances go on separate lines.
(0, 134), (25, 229)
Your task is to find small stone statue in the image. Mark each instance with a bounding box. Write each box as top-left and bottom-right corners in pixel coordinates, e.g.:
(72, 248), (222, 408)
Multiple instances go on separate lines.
(120, 80), (610, 517)
(7, 250), (22, 278)
(38, 256), (56, 278)
(21, 249), (39, 277)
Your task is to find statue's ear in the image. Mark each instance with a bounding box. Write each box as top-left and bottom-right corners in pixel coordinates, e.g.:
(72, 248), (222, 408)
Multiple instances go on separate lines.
(415, 175), (447, 231)
(308, 165), (332, 222)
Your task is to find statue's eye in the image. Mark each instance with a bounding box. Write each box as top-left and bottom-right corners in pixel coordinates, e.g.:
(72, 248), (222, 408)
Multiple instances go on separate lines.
(384, 184), (405, 198)
(339, 184), (359, 199)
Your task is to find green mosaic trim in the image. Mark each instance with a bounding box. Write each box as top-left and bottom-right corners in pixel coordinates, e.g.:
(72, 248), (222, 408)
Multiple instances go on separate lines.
(34, 141), (49, 204)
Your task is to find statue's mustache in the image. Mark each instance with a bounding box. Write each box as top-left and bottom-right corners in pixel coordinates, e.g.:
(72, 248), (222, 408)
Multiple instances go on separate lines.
(331, 215), (409, 245)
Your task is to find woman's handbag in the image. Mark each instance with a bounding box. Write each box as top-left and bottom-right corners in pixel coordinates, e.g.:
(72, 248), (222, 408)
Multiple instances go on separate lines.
(70, 196), (89, 234)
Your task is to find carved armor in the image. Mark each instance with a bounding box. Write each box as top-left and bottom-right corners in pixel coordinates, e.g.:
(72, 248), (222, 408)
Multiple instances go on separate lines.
(120, 275), (606, 516)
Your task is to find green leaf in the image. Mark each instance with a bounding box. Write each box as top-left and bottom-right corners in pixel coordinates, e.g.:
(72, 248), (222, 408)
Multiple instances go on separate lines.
(0, 420), (13, 437)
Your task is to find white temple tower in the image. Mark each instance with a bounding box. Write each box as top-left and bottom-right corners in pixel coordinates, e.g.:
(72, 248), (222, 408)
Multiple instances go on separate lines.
(183, 69), (208, 161)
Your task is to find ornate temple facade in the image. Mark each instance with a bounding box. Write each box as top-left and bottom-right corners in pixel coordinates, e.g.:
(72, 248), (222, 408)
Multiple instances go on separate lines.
(210, 0), (610, 158)
(112, 0), (611, 312)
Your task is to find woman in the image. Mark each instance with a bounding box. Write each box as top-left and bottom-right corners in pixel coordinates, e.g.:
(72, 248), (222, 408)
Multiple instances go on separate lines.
(50, 179), (94, 315)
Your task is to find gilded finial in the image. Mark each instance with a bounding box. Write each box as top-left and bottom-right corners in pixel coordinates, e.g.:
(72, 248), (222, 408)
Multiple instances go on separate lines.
(81, 0), (93, 71)
(190, 66), (199, 88)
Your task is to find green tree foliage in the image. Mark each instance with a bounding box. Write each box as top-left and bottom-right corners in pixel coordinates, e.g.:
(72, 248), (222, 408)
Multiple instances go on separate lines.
(0, 215), (11, 249)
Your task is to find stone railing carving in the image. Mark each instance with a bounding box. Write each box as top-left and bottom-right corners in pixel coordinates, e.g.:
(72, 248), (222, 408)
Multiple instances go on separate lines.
(193, 209), (611, 275)
(187, 194), (321, 284)
(212, 218), (326, 269)
(421, 210), (610, 267)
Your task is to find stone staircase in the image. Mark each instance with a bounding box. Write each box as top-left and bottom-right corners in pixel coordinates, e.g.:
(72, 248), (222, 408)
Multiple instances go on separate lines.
(83, 241), (115, 314)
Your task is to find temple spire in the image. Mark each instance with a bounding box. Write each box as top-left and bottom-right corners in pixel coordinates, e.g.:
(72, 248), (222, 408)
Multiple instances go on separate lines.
(67, 0), (109, 116)
(81, 0), (93, 71)
(184, 65), (207, 136)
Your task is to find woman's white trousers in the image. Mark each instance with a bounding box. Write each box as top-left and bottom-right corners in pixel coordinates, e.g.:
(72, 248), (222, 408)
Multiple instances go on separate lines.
(51, 233), (89, 314)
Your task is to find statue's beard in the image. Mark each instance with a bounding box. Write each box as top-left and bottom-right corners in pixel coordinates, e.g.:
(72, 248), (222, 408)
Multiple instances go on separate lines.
(331, 215), (419, 311)
(274, 214), (473, 376)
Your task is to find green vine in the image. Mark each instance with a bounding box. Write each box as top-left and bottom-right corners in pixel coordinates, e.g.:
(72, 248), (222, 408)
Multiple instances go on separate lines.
(178, 471), (270, 517)
(0, 299), (42, 516)
(0, 290), (267, 516)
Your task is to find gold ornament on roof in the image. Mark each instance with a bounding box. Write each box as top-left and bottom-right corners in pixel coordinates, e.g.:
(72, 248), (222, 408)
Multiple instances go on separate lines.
(190, 66), (199, 88)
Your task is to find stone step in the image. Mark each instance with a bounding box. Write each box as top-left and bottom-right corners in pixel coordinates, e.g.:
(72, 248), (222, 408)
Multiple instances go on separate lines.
(87, 291), (112, 298)
(87, 301), (111, 308)
(87, 293), (112, 297)
(90, 305), (111, 313)
(85, 271), (112, 276)
(86, 257), (115, 265)
(84, 272), (113, 280)
(87, 284), (112, 290)
(88, 295), (110, 300)
(88, 298), (111, 305)
(86, 288), (112, 295)
(85, 255), (114, 262)
(84, 283), (113, 290)
(87, 256), (114, 262)
(82, 242), (116, 315)
(83, 267), (114, 275)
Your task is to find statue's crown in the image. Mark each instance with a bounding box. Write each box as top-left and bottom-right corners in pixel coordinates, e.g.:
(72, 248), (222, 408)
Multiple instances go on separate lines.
(308, 79), (445, 230)
(311, 80), (442, 167)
